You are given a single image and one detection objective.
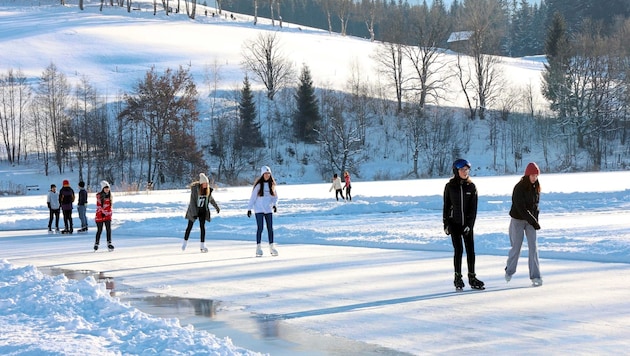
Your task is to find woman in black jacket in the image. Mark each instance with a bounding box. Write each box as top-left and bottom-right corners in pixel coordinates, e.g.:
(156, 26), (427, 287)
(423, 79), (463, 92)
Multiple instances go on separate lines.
(505, 162), (543, 286)
(443, 159), (484, 290)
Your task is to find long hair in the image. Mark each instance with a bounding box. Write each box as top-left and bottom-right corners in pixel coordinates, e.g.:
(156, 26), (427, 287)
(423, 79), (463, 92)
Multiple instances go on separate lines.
(253, 174), (276, 197)
(521, 175), (541, 193)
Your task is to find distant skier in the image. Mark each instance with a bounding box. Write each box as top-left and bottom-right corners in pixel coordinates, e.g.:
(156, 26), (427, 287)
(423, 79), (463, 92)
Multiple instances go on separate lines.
(181, 173), (220, 253)
(47, 184), (60, 232)
(59, 180), (75, 234)
(329, 173), (345, 201)
(247, 166), (279, 257)
(505, 162), (543, 287)
(94, 181), (114, 251)
(443, 159), (484, 290)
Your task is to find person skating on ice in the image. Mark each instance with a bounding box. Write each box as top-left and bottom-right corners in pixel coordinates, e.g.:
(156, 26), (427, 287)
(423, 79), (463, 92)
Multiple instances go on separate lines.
(59, 179), (75, 234)
(505, 162), (543, 287)
(343, 171), (352, 201)
(77, 181), (88, 232)
(247, 166), (279, 257)
(181, 173), (220, 253)
(94, 181), (114, 251)
(443, 159), (484, 290)
(329, 173), (345, 201)
(46, 184), (60, 232)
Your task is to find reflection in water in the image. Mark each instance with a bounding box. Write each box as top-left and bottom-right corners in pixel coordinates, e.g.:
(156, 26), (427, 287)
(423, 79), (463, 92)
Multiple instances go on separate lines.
(41, 267), (413, 356)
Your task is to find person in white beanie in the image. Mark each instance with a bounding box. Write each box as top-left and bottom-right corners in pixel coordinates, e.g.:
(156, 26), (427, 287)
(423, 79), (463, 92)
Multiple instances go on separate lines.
(182, 173), (220, 253)
(329, 173), (345, 201)
(247, 166), (279, 256)
(94, 180), (114, 251)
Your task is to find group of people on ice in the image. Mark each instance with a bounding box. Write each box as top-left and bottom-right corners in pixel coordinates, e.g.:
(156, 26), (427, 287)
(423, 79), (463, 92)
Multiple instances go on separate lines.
(46, 179), (114, 251)
(46, 159), (542, 289)
(443, 159), (543, 290)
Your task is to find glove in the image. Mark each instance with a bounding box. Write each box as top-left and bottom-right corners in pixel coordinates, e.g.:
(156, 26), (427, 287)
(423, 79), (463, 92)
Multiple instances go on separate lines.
(444, 226), (450, 235)
(47, 202), (51, 209)
(247, 210), (251, 218)
(463, 226), (471, 236)
(216, 207), (220, 214)
(532, 221), (541, 230)
(273, 206), (277, 213)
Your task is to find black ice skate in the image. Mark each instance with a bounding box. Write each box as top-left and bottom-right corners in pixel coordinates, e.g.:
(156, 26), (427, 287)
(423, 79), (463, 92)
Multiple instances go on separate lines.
(454, 272), (465, 291)
(468, 273), (485, 290)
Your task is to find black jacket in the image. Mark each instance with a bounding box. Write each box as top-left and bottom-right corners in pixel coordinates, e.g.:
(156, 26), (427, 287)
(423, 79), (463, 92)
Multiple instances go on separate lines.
(443, 176), (478, 230)
(509, 177), (540, 225)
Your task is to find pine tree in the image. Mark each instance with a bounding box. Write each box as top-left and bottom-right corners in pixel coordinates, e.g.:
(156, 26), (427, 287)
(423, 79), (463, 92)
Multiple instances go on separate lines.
(235, 75), (265, 149)
(541, 12), (572, 120)
(293, 65), (321, 143)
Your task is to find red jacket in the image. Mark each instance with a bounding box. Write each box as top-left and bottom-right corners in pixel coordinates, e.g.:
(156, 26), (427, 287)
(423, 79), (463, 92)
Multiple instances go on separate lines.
(95, 191), (112, 223)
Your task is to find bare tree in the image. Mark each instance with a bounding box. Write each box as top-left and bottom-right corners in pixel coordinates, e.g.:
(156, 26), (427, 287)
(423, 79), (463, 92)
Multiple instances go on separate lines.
(241, 32), (294, 101)
(455, 0), (507, 120)
(373, 42), (405, 114)
(36, 63), (71, 174)
(332, 0), (353, 36)
(0, 69), (31, 164)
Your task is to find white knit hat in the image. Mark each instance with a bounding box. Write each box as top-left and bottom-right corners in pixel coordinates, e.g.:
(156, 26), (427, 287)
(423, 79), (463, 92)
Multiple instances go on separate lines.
(199, 173), (209, 184)
(261, 166), (271, 175)
(100, 180), (110, 189)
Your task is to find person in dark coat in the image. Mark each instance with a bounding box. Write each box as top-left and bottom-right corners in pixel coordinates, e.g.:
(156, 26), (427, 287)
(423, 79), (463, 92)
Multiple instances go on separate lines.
(77, 181), (88, 232)
(181, 173), (220, 253)
(58, 179), (75, 234)
(443, 159), (484, 290)
(505, 162), (543, 286)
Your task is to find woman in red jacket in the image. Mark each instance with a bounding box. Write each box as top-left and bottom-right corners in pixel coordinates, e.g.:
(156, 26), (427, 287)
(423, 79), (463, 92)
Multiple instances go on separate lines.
(94, 180), (114, 251)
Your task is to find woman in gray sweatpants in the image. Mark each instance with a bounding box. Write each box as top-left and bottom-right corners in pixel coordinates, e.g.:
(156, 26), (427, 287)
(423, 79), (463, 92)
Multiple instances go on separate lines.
(505, 162), (543, 286)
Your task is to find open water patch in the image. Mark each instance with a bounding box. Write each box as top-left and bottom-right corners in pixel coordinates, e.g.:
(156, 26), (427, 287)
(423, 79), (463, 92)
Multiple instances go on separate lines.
(41, 267), (413, 356)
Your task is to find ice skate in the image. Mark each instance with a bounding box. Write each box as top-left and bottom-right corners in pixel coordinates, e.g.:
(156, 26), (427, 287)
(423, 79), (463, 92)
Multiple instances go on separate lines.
(269, 243), (278, 256)
(181, 240), (187, 251)
(468, 273), (485, 290)
(93, 244), (99, 251)
(200, 242), (208, 253)
(107, 243), (114, 252)
(454, 272), (464, 291)
(256, 243), (263, 257)
(531, 278), (543, 287)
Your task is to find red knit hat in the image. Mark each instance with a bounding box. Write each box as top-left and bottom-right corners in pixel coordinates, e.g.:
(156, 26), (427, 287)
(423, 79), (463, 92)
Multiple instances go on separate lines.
(524, 162), (540, 176)
(62, 179), (70, 186)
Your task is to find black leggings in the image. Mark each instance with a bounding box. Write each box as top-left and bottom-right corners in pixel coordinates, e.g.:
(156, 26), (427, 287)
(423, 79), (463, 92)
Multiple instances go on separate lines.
(184, 209), (207, 242)
(335, 189), (345, 201)
(345, 186), (351, 200)
(48, 209), (60, 229)
(450, 226), (476, 275)
(62, 209), (73, 231)
(95, 221), (112, 245)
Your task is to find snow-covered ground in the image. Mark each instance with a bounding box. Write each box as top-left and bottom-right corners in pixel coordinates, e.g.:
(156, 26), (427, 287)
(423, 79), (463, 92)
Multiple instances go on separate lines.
(1, 1), (630, 355)
(2, 166), (630, 355)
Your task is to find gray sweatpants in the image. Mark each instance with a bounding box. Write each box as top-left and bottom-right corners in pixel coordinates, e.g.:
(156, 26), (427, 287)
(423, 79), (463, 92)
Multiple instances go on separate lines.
(505, 218), (541, 280)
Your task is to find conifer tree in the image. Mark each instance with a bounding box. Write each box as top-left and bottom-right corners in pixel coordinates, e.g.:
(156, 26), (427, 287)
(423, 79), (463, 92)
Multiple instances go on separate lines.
(541, 12), (572, 120)
(293, 65), (321, 143)
(235, 75), (265, 149)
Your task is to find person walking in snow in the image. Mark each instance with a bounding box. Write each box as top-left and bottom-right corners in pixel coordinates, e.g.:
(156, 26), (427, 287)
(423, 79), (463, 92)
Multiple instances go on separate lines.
(181, 173), (220, 253)
(58, 179), (75, 234)
(343, 171), (352, 201)
(443, 159), (484, 290)
(77, 181), (88, 232)
(94, 181), (114, 251)
(329, 173), (345, 201)
(505, 162), (543, 287)
(47, 184), (60, 232)
(247, 166), (279, 257)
